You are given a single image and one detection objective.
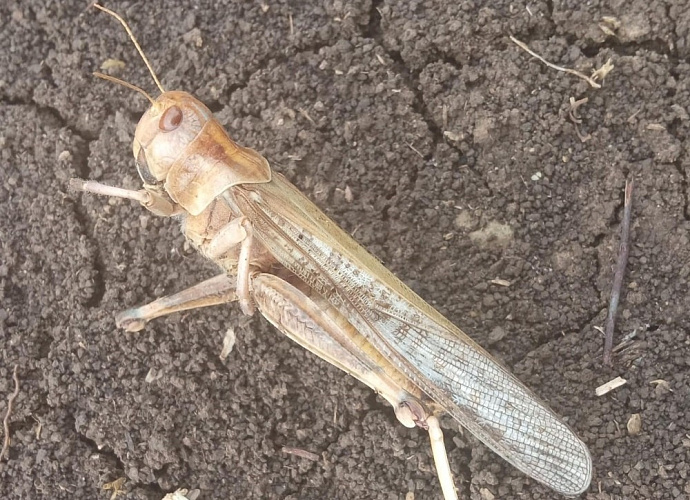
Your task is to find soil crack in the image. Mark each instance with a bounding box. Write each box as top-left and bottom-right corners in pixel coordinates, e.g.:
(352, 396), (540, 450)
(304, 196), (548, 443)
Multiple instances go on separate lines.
(360, 1), (494, 197)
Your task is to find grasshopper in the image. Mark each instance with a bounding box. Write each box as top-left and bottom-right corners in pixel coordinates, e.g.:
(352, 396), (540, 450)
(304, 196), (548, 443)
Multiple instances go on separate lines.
(71, 5), (592, 498)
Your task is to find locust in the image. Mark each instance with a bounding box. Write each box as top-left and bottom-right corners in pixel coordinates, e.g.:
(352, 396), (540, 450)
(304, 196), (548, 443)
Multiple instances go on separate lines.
(71, 5), (592, 499)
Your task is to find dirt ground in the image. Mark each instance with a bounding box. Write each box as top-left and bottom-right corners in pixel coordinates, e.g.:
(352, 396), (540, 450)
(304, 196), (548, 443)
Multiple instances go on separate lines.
(1, 0), (690, 498)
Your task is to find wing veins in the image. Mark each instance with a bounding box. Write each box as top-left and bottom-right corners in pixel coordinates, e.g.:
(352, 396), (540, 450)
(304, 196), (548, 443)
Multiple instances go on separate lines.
(237, 182), (591, 494)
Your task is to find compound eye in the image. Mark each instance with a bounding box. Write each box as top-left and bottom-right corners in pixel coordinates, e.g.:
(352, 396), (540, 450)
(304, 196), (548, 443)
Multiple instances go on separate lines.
(159, 105), (183, 132)
(136, 147), (158, 184)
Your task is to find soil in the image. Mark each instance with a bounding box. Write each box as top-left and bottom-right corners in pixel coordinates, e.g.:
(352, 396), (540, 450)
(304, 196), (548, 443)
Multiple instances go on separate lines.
(1, 1), (689, 499)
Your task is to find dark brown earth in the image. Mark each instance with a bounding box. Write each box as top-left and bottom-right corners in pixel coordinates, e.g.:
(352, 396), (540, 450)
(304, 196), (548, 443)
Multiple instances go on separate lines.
(1, 1), (690, 499)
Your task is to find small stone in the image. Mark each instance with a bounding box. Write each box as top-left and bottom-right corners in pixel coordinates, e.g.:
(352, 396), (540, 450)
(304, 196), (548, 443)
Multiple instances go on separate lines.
(488, 326), (507, 345)
(480, 487), (495, 500)
(627, 413), (642, 435)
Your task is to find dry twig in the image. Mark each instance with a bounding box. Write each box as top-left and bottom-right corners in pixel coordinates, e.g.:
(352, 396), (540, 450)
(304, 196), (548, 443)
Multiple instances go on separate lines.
(568, 96), (592, 142)
(510, 36), (613, 88)
(603, 180), (634, 364)
(281, 446), (320, 461)
(595, 376), (627, 396)
(1, 365), (20, 461)
(406, 142), (425, 159)
(568, 96), (588, 124)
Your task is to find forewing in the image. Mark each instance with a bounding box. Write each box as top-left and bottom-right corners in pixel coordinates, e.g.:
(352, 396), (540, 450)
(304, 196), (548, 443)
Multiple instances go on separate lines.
(360, 298), (593, 496)
(234, 176), (592, 495)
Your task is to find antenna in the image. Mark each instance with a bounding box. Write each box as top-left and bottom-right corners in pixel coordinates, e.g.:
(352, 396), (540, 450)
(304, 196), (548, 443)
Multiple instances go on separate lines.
(93, 72), (155, 104)
(93, 3), (165, 94)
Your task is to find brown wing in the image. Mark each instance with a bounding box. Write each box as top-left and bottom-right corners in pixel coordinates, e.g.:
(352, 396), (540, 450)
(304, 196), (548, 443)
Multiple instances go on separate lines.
(231, 174), (591, 495)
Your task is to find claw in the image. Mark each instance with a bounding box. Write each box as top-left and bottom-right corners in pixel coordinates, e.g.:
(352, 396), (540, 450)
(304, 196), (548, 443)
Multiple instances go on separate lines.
(115, 310), (148, 332)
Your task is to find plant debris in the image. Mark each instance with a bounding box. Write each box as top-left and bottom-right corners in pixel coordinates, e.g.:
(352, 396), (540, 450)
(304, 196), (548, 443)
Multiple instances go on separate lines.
(603, 180), (634, 365)
(595, 376), (627, 396)
(510, 36), (614, 89)
(1, 365), (19, 462)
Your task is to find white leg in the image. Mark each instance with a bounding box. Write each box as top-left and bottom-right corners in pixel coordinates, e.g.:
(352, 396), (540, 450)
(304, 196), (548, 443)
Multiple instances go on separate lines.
(427, 415), (459, 500)
(203, 216), (255, 316)
(237, 218), (255, 316)
(204, 218), (247, 260)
